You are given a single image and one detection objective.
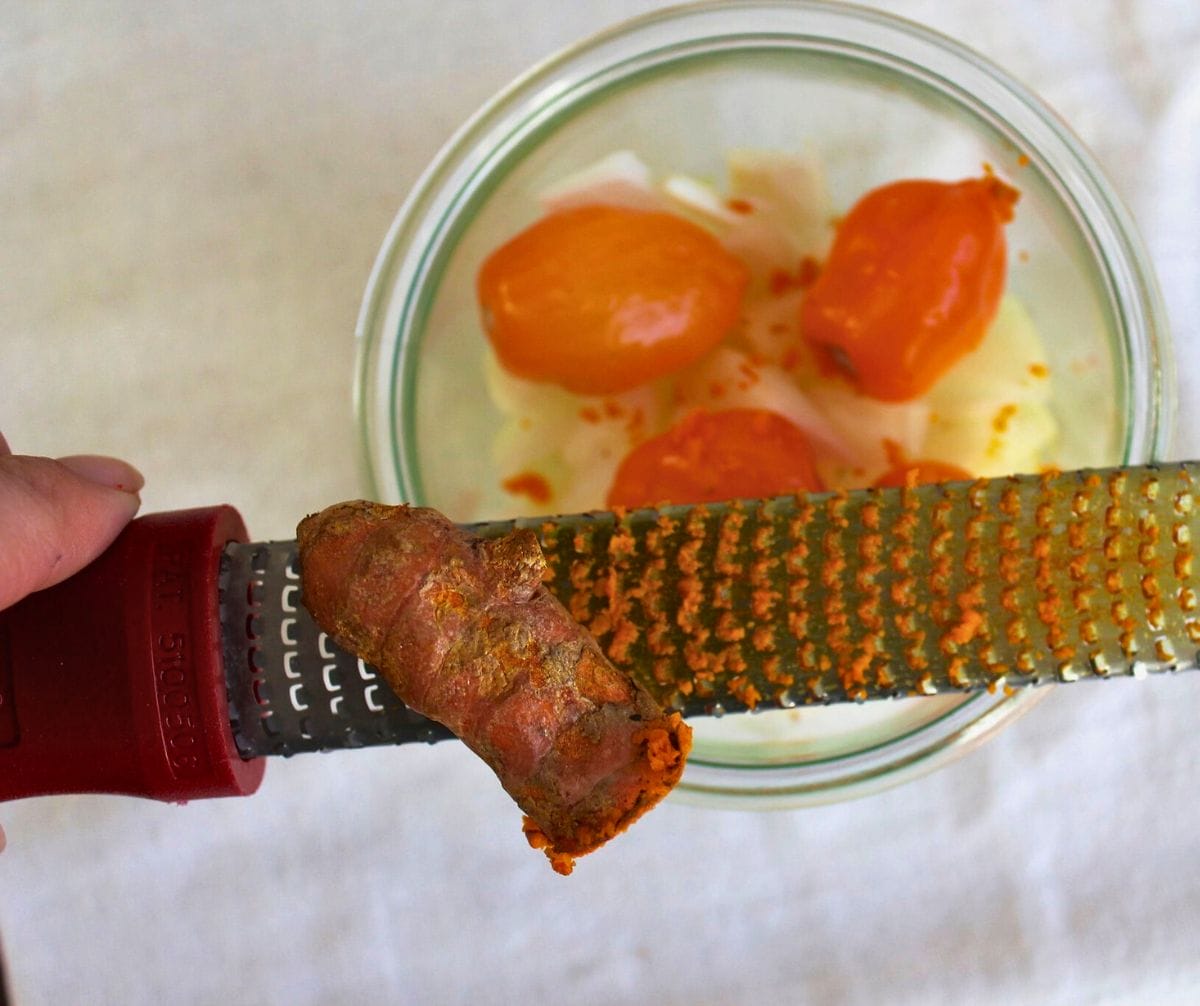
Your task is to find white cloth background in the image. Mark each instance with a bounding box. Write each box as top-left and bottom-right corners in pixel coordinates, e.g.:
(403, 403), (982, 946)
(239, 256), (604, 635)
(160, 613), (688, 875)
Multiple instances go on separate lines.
(2, 1), (1199, 1003)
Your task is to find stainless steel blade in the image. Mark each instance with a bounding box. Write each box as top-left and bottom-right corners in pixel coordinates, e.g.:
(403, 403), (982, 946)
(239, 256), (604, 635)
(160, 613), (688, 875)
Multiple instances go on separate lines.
(222, 463), (1200, 758)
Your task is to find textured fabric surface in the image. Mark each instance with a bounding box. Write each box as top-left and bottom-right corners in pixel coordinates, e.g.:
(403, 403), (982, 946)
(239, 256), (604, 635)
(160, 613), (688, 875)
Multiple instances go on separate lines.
(2, 2), (1198, 1003)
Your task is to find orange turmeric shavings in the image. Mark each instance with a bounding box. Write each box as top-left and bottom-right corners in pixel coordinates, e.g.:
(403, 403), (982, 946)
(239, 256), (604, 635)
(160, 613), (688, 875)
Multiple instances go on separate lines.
(999, 486), (1021, 518)
(637, 713), (690, 773)
(796, 255), (821, 288)
(727, 676), (762, 710)
(1174, 521), (1194, 588)
(817, 494), (868, 698)
(947, 657), (970, 689)
(677, 538), (703, 576)
(607, 522), (635, 558)
(651, 657), (677, 689)
(749, 535), (780, 631)
(606, 618), (640, 665)
(768, 256), (821, 295)
(947, 598), (984, 647)
(853, 516), (885, 687)
(886, 492), (924, 670)
(964, 515), (986, 576)
(752, 625), (776, 653)
(992, 403), (1018, 434)
(522, 817), (577, 876)
(788, 608), (809, 645)
(881, 437), (907, 470)
(762, 655), (791, 690)
(715, 610), (745, 642)
(751, 584), (778, 620)
(927, 498), (960, 660)
(768, 269), (792, 296)
(715, 508), (746, 577)
(676, 575), (705, 636)
(683, 639), (713, 680)
(522, 711), (692, 877)
(502, 471), (553, 505)
(736, 361), (761, 391)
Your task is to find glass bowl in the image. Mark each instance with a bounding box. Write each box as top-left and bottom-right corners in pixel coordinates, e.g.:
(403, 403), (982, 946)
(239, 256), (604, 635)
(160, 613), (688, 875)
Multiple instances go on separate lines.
(356, 1), (1173, 808)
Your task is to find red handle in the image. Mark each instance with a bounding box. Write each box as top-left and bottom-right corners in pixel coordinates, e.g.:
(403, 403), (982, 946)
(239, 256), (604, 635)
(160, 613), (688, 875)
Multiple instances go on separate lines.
(0, 506), (265, 802)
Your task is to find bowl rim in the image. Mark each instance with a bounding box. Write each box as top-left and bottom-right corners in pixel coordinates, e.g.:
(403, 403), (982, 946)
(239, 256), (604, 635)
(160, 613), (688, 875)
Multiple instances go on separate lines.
(354, 0), (1176, 808)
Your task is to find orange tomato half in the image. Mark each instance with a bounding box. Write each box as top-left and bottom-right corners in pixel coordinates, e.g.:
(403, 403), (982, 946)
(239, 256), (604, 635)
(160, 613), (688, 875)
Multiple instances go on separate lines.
(606, 408), (822, 508)
(478, 205), (748, 396)
(801, 176), (1019, 402)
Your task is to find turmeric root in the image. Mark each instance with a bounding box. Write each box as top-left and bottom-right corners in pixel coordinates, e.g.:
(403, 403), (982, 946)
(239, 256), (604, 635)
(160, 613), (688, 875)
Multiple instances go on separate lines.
(296, 501), (691, 874)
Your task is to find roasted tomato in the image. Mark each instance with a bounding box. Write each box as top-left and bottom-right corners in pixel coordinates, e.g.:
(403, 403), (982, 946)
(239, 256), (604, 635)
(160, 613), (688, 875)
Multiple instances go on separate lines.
(478, 205), (748, 396)
(606, 407), (822, 508)
(801, 176), (1019, 402)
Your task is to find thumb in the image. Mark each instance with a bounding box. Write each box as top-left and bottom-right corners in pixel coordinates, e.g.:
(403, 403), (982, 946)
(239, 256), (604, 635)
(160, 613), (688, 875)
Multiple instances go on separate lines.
(0, 440), (144, 612)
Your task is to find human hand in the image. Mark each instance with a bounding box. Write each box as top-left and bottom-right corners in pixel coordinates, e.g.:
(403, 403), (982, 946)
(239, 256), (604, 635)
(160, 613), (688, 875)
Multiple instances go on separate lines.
(0, 432), (144, 850)
(0, 432), (143, 612)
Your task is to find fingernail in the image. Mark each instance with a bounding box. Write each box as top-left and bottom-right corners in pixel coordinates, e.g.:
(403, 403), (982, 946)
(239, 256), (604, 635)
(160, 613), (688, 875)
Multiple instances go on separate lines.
(0, 432), (10, 456)
(57, 455), (145, 495)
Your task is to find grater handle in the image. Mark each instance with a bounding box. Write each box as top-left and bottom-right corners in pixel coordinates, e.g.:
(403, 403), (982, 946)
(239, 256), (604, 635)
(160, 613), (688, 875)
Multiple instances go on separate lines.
(0, 507), (265, 803)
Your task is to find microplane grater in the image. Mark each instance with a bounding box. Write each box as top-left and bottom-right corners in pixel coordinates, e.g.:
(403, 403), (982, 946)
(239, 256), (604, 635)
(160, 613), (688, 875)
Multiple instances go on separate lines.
(221, 463), (1200, 758)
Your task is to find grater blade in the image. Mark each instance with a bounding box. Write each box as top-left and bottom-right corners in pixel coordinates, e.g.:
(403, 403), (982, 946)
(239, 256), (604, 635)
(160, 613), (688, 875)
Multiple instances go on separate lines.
(223, 463), (1200, 758)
